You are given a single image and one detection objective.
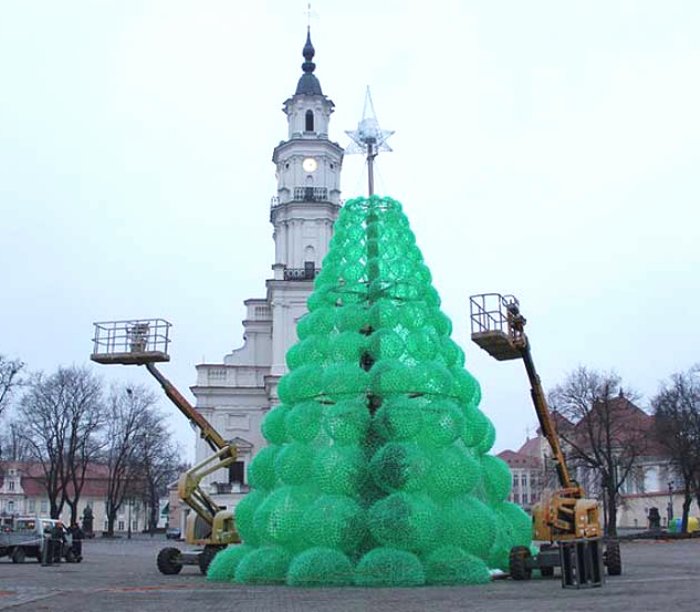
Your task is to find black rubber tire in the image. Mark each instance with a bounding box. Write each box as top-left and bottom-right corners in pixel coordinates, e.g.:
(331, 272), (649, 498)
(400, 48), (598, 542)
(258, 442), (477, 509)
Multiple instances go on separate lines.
(605, 540), (622, 576)
(12, 548), (26, 564)
(509, 546), (532, 580)
(157, 547), (183, 575)
(198, 545), (222, 575)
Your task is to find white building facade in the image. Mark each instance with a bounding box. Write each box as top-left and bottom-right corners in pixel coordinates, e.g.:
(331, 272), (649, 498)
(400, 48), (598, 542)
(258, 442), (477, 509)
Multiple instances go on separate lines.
(0, 462), (151, 535)
(189, 30), (343, 513)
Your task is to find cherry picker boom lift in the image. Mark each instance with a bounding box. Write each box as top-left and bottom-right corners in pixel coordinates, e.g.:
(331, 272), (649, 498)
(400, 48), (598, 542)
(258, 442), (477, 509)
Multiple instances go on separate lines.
(90, 319), (239, 575)
(469, 294), (621, 587)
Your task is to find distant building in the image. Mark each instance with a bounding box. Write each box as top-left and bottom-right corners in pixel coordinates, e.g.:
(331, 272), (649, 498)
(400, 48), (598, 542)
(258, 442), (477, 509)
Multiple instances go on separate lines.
(0, 461), (149, 534)
(500, 396), (700, 529)
(567, 395), (698, 529)
(497, 411), (572, 511)
(497, 448), (543, 511)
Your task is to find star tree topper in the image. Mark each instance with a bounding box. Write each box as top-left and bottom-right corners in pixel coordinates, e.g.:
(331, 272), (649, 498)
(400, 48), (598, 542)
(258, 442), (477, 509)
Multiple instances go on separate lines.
(345, 87), (394, 196)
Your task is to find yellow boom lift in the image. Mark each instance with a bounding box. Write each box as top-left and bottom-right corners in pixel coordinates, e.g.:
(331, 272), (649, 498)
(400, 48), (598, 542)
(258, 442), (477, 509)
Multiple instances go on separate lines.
(90, 319), (239, 575)
(469, 294), (621, 587)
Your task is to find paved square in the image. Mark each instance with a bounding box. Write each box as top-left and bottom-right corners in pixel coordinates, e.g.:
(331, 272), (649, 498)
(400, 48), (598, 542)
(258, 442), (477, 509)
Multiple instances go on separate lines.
(1, 537), (697, 611)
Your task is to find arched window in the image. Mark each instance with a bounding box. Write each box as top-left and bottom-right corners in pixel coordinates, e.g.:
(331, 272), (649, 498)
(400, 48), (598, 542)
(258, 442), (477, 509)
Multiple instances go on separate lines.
(304, 246), (316, 280)
(304, 175), (314, 200)
(305, 110), (314, 132)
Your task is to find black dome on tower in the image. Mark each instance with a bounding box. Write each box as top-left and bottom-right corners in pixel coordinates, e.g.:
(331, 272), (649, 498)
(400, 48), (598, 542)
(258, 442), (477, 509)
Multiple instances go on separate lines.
(295, 28), (323, 96)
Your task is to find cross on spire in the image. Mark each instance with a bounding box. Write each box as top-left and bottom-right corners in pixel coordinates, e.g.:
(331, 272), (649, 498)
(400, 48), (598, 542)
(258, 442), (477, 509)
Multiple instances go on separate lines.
(305, 3), (318, 28)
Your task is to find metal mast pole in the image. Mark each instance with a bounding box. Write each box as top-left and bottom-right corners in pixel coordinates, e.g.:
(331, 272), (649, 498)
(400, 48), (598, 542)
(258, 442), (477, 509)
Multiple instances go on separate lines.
(367, 140), (376, 196)
(345, 88), (393, 417)
(363, 138), (380, 414)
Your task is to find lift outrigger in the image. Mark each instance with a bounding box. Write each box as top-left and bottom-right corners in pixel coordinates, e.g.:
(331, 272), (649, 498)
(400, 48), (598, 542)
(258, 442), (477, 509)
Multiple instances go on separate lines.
(90, 319), (239, 574)
(469, 294), (621, 588)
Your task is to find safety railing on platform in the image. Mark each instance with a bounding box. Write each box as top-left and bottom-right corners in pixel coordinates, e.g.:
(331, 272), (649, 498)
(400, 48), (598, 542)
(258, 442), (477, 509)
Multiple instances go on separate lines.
(469, 293), (519, 335)
(91, 318), (172, 364)
(469, 293), (522, 361)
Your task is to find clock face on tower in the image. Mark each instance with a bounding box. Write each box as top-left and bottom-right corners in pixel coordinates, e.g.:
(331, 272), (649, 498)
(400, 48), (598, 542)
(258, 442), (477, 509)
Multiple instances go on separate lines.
(302, 157), (318, 173)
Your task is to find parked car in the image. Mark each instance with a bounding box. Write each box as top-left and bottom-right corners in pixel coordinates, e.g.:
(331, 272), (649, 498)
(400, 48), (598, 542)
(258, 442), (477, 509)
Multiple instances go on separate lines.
(165, 527), (181, 540)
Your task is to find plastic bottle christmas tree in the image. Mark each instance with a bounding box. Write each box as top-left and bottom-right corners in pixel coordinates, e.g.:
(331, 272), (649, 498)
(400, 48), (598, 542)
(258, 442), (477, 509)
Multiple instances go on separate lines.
(206, 194), (532, 586)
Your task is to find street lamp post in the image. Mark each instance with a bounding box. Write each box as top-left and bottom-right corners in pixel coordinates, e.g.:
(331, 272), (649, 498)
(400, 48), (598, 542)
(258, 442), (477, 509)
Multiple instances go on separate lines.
(127, 499), (132, 540)
(667, 481), (674, 527)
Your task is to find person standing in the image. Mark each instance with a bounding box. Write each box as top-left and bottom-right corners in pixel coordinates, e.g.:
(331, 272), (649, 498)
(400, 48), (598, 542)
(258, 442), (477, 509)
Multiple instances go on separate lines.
(41, 525), (53, 566)
(50, 522), (65, 563)
(69, 522), (84, 561)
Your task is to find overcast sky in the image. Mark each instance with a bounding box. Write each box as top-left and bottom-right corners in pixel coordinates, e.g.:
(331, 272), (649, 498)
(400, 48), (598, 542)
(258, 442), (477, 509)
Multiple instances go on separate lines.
(2, 1), (699, 462)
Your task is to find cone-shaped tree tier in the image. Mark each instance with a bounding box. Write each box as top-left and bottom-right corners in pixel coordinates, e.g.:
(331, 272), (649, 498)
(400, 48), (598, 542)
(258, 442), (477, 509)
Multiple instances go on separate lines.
(208, 196), (531, 586)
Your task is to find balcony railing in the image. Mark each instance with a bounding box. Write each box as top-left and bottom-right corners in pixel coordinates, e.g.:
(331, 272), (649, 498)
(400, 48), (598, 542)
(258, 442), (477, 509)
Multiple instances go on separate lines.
(284, 266), (320, 281)
(293, 186), (328, 202)
(211, 482), (249, 495)
(271, 190), (342, 209)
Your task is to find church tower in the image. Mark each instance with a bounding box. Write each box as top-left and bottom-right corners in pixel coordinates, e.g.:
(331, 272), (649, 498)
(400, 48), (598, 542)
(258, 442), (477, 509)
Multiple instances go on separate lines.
(268, 28), (344, 377)
(189, 29), (344, 510)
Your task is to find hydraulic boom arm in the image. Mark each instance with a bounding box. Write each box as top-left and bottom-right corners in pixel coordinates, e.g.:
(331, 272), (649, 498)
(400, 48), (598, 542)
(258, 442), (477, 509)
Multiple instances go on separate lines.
(144, 363), (237, 530)
(90, 319), (240, 554)
(469, 295), (600, 544)
(504, 302), (577, 493)
(145, 362), (228, 454)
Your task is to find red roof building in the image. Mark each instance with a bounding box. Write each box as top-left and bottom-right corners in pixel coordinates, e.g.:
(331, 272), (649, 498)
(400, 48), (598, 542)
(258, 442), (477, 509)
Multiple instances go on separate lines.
(497, 446), (544, 511)
(0, 461), (155, 534)
(500, 395), (700, 528)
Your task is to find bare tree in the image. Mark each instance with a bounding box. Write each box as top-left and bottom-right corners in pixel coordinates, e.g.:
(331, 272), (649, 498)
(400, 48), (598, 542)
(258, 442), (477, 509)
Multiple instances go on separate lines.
(133, 412), (183, 535)
(0, 355), (24, 461)
(549, 367), (649, 536)
(0, 355), (23, 416)
(0, 422), (31, 461)
(63, 374), (105, 525)
(652, 366), (700, 533)
(15, 366), (104, 520)
(103, 384), (158, 536)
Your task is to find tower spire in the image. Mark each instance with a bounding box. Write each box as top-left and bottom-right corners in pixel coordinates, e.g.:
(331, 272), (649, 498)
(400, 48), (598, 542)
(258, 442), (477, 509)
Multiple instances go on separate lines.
(295, 26), (323, 96)
(301, 27), (316, 74)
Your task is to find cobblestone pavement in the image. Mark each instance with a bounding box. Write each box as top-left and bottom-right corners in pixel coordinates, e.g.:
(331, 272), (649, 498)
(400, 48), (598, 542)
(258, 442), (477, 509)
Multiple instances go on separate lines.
(1, 537), (698, 611)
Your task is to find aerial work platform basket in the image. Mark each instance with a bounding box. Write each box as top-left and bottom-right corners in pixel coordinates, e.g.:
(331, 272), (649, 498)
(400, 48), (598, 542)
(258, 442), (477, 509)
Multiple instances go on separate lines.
(91, 318), (172, 365)
(469, 293), (521, 361)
